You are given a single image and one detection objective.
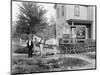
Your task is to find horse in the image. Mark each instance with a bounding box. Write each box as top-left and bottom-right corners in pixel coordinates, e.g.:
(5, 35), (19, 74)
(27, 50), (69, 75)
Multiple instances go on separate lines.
(32, 35), (45, 56)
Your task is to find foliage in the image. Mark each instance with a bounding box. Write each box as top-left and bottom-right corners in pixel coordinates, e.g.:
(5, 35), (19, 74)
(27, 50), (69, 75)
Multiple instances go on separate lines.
(14, 47), (28, 54)
(86, 53), (96, 59)
(36, 23), (56, 40)
(15, 2), (48, 35)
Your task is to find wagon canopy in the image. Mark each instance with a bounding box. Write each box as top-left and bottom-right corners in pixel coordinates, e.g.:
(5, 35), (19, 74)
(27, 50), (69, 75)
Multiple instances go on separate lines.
(45, 38), (58, 45)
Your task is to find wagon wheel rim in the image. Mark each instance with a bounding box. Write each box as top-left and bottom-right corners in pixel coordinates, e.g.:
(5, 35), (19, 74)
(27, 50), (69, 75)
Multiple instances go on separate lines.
(59, 45), (67, 54)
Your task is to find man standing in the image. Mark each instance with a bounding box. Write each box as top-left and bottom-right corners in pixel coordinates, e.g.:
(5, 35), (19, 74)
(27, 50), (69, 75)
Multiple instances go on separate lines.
(27, 34), (33, 58)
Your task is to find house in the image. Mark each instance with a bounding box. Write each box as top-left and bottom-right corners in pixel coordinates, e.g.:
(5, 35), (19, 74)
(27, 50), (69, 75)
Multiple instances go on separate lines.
(54, 4), (96, 44)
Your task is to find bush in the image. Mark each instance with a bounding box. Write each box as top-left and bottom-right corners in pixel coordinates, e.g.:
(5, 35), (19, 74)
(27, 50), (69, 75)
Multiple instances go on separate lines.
(75, 41), (96, 53)
(14, 47), (28, 54)
(12, 43), (24, 53)
(86, 53), (96, 59)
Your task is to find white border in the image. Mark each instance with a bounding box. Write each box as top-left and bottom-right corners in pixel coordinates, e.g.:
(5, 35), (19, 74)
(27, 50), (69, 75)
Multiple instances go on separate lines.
(0, 0), (99, 75)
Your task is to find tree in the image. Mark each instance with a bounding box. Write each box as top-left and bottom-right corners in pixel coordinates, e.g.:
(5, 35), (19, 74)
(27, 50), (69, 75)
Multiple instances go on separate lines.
(15, 2), (48, 35)
(36, 23), (56, 41)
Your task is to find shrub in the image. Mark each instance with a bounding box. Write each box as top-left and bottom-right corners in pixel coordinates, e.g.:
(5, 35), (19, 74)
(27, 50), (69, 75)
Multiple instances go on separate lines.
(86, 53), (96, 59)
(14, 47), (28, 54)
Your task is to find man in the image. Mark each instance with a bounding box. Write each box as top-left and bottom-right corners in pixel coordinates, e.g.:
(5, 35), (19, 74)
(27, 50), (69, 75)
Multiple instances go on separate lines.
(27, 34), (33, 58)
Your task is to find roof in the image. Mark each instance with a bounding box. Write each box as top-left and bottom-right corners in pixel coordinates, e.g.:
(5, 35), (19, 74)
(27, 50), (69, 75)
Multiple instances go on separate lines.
(54, 4), (57, 9)
(67, 19), (93, 25)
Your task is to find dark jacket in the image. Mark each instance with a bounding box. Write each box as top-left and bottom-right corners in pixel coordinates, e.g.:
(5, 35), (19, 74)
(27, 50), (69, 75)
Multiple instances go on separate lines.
(27, 41), (33, 49)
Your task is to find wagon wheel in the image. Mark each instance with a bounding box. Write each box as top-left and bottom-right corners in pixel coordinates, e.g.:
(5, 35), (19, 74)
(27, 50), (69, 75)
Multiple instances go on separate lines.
(61, 44), (76, 54)
(58, 45), (67, 54)
(67, 45), (76, 54)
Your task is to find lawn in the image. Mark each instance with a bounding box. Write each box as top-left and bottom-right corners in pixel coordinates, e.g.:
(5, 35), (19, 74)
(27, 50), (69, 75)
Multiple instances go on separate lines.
(11, 52), (95, 75)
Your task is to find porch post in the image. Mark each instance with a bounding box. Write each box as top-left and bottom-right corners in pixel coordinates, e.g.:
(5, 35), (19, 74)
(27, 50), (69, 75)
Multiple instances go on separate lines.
(72, 22), (74, 26)
(72, 22), (76, 54)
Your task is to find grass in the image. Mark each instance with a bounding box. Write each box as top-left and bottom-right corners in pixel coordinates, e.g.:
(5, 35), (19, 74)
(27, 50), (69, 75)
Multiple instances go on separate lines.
(60, 57), (89, 67)
(12, 54), (90, 74)
(86, 53), (96, 59)
(12, 56), (43, 74)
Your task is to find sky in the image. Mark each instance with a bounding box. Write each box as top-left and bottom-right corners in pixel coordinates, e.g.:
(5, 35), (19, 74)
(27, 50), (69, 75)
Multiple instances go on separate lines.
(12, 1), (56, 23)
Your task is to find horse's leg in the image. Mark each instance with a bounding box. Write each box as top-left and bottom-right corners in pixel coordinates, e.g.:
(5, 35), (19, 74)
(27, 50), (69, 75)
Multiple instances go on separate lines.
(40, 44), (43, 57)
(54, 46), (57, 55)
(39, 44), (41, 56)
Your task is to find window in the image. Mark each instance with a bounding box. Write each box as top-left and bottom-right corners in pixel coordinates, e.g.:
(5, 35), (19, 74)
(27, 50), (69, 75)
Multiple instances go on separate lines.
(76, 27), (86, 39)
(62, 6), (64, 16)
(57, 8), (59, 18)
(74, 5), (80, 16)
